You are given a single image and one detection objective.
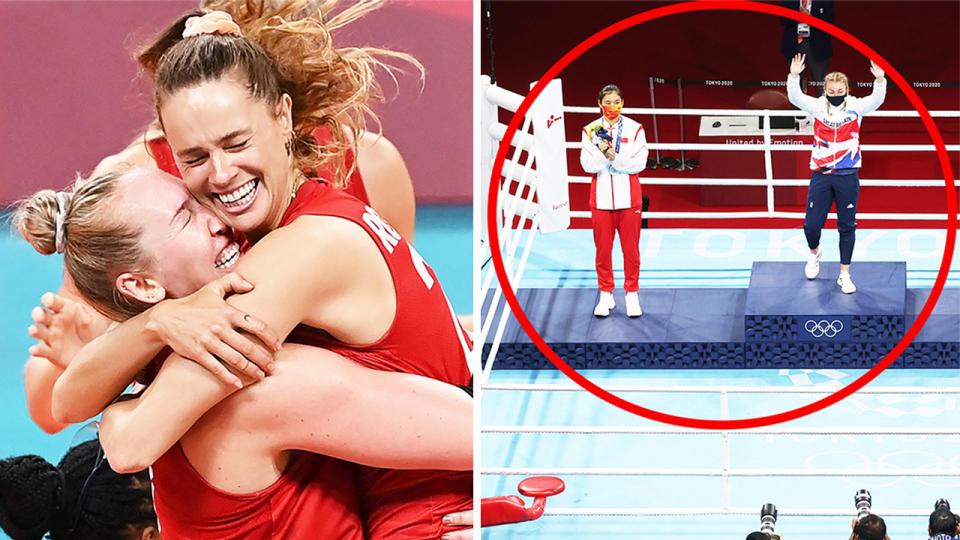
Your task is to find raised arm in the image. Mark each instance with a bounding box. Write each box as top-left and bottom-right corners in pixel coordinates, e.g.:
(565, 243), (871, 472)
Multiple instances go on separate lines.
(611, 123), (648, 174)
(854, 61), (886, 115)
(786, 53), (821, 113)
(580, 125), (609, 174)
(101, 344), (472, 473)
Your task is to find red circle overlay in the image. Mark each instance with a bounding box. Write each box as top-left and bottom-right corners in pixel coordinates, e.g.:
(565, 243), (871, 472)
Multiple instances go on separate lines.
(486, 1), (957, 430)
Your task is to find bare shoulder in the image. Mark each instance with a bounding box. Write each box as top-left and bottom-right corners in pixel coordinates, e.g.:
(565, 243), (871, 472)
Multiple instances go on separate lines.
(91, 136), (156, 177)
(352, 131), (416, 240)
(240, 215), (377, 272)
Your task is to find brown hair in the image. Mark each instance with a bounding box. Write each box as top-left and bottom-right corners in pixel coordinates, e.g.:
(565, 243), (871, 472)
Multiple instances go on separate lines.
(14, 169), (155, 321)
(138, 0), (419, 188)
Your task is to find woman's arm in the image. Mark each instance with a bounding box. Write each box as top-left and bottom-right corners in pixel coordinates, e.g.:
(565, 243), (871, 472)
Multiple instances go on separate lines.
(101, 344), (472, 473)
(23, 357), (70, 434)
(52, 274), (279, 424)
(101, 214), (408, 470)
(786, 54), (821, 113)
(580, 126), (609, 173)
(610, 122), (648, 174)
(355, 131), (417, 242)
(854, 61), (886, 115)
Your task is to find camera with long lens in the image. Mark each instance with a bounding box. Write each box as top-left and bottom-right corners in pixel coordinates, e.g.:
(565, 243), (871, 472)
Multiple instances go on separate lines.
(935, 498), (951, 512)
(854, 489), (872, 521)
(759, 503), (781, 539)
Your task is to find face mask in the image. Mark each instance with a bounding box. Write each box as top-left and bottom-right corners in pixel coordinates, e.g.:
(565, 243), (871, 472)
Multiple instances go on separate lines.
(601, 103), (622, 120)
(826, 94), (846, 107)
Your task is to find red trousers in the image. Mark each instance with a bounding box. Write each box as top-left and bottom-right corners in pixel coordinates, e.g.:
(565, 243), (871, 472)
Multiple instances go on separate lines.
(591, 206), (642, 293)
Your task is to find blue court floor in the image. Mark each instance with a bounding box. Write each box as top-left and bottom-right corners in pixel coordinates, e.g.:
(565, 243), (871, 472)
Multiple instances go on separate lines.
(0, 204), (471, 469)
(481, 368), (960, 539)
(481, 227), (958, 538)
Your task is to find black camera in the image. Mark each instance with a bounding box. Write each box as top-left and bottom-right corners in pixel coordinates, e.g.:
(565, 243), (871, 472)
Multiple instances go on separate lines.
(855, 489), (872, 521)
(935, 498), (951, 512)
(759, 503), (779, 538)
(595, 126), (613, 143)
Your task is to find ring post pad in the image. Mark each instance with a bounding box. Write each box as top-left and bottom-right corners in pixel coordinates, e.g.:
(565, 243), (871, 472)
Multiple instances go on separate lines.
(518, 476), (566, 497)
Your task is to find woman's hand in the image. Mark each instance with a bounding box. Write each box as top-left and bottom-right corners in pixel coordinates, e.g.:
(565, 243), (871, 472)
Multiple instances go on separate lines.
(28, 293), (106, 369)
(790, 53), (806, 76)
(869, 60), (884, 81)
(441, 510), (473, 540)
(145, 273), (282, 387)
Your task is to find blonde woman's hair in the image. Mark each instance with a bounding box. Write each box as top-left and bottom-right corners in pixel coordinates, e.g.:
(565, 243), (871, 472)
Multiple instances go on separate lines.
(137, 0), (420, 188)
(823, 71), (849, 92)
(14, 168), (155, 321)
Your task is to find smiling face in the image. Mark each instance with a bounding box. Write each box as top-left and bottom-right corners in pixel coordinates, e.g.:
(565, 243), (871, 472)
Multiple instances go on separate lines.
(159, 72), (294, 236)
(115, 168), (241, 298)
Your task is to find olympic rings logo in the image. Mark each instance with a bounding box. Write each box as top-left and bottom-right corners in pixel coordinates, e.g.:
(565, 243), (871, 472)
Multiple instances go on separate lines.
(804, 319), (844, 338)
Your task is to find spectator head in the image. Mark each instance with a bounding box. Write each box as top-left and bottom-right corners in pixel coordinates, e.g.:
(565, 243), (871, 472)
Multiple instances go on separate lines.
(929, 507), (960, 535)
(854, 514), (886, 540)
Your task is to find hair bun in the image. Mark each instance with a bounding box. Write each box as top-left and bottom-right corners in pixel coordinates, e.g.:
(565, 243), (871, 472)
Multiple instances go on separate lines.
(0, 455), (62, 540)
(13, 189), (65, 256)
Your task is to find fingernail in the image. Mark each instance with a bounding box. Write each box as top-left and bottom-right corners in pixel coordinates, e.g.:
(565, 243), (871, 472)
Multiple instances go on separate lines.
(235, 380), (243, 389)
(442, 517), (453, 526)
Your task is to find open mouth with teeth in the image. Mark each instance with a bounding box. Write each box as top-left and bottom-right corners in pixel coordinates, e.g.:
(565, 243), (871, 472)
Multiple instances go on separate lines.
(215, 242), (240, 269)
(214, 179), (260, 213)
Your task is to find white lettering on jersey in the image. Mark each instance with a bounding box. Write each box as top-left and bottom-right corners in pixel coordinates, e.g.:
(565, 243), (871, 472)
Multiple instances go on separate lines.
(409, 247), (435, 289)
(363, 206), (434, 289)
(362, 206), (401, 254)
(362, 206), (470, 372)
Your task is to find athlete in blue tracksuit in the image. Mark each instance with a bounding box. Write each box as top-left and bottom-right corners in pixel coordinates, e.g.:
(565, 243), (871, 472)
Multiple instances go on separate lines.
(787, 53), (886, 294)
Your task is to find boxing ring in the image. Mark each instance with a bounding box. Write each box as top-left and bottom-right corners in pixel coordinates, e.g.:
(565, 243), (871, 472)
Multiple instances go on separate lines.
(478, 78), (959, 537)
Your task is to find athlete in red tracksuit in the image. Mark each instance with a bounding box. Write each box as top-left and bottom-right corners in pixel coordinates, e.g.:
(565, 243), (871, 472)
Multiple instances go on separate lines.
(580, 84), (648, 318)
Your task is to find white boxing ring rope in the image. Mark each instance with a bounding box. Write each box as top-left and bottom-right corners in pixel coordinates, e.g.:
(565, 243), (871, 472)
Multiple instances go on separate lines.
(479, 77), (959, 382)
(483, 383), (960, 519)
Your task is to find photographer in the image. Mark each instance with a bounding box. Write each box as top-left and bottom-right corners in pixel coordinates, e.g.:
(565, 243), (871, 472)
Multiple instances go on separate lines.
(746, 503), (784, 540)
(928, 499), (960, 540)
(747, 533), (786, 540)
(849, 515), (889, 540)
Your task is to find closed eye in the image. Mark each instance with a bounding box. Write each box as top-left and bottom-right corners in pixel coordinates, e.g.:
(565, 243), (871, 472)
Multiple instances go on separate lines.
(183, 155), (207, 166)
(226, 140), (249, 151)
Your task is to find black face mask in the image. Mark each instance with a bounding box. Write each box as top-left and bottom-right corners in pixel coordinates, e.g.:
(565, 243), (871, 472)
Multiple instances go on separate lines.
(826, 94), (847, 107)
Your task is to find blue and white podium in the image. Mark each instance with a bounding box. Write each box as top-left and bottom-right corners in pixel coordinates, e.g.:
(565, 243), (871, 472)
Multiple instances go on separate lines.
(744, 262), (906, 368)
(483, 261), (958, 369)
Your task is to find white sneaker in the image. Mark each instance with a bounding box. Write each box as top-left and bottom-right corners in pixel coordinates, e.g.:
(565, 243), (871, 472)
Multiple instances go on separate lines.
(594, 291), (615, 317)
(625, 292), (642, 317)
(804, 246), (823, 279)
(837, 272), (857, 294)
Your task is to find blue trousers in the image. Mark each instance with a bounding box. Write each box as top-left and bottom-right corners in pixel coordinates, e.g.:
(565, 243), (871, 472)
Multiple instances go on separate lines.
(803, 170), (859, 265)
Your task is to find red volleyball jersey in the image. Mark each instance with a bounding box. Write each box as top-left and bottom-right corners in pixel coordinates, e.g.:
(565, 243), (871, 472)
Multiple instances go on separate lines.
(151, 445), (363, 540)
(281, 180), (473, 539)
(147, 129), (370, 204)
